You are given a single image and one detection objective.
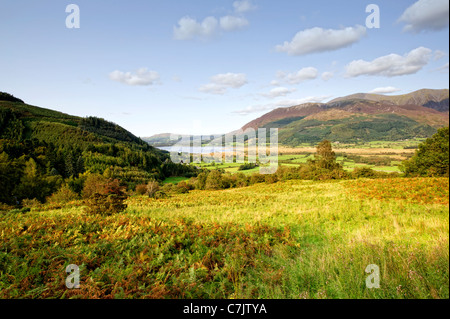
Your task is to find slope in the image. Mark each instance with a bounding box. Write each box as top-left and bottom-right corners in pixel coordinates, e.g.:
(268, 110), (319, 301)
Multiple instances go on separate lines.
(240, 89), (449, 145)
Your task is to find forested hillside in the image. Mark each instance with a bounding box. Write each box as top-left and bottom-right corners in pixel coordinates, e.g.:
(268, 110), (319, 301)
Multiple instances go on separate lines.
(0, 93), (197, 206)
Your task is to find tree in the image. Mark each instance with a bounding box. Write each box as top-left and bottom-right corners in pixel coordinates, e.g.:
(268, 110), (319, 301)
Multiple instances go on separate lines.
(146, 179), (160, 198)
(84, 178), (128, 216)
(313, 140), (340, 170)
(402, 127), (449, 177)
(205, 170), (223, 190)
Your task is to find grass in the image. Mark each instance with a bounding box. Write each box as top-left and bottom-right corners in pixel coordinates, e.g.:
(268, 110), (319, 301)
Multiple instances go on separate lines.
(188, 144), (408, 175)
(162, 176), (190, 185)
(0, 177), (448, 299)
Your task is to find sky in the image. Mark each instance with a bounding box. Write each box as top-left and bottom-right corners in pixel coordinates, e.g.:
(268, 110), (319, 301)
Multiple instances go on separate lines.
(0, 0), (449, 137)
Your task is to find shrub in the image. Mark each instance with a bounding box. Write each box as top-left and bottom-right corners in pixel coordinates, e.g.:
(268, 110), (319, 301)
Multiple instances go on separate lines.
(175, 181), (190, 194)
(238, 163), (257, 171)
(135, 184), (148, 195)
(265, 174), (278, 184)
(81, 173), (107, 199)
(84, 179), (127, 216)
(234, 173), (249, 188)
(249, 173), (265, 185)
(21, 198), (43, 210)
(47, 184), (79, 205)
(205, 170), (223, 190)
(352, 167), (378, 179)
(161, 183), (174, 194)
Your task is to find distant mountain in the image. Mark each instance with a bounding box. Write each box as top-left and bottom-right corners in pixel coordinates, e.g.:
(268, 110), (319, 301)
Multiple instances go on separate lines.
(239, 89), (449, 145)
(328, 89), (449, 113)
(142, 133), (219, 147)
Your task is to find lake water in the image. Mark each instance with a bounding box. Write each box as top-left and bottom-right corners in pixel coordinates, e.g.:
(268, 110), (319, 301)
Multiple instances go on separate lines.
(157, 146), (234, 154)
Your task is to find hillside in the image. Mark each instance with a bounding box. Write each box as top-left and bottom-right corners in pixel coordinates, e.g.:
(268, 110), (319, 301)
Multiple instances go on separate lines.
(240, 89), (449, 145)
(0, 92), (196, 205)
(328, 88), (449, 112)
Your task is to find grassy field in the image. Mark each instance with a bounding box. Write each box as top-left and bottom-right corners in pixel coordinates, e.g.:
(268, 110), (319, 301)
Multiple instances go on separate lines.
(181, 142), (415, 175)
(0, 177), (448, 299)
(162, 176), (190, 184)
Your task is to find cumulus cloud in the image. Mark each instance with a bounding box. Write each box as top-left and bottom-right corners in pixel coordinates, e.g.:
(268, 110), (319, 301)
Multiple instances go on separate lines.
(233, 0), (257, 14)
(277, 67), (318, 84)
(321, 72), (334, 81)
(260, 87), (297, 99)
(345, 47), (432, 78)
(398, 0), (449, 33)
(275, 25), (367, 56)
(109, 68), (160, 86)
(173, 16), (218, 40)
(174, 1), (255, 40)
(199, 73), (248, 95)
(219, 15), (249, 31)
(368, 86), (402, 94)
(234, 95), (332, 115)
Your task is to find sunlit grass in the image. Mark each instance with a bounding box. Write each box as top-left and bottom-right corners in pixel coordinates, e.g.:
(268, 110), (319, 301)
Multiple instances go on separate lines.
(0, 178), (448, 299)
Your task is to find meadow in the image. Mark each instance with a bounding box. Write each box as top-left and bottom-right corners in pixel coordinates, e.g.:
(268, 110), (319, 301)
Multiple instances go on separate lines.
(0, 177), (448, 299)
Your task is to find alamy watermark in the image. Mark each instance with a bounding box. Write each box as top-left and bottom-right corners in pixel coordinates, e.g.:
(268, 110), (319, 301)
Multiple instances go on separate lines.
(65, 264), (80, 289)
(169, 128), (279, 174)
(366, 4), (380, 29)
(365, 264), (380, 289)
(65, 4), (80, 29)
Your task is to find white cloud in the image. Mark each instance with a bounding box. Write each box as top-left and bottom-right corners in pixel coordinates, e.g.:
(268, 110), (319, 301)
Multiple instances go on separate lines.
(270, 80), (281, 86)
(233, 0), (257, 14)
(174, 1), (255, 40)
(173, 16), (218, 40)
(321, 72), (334, 81)
(345, 47), (432, 78)
(200, 73), (248, 95)
(368, 86), (402, 94)
(435, 62), (449, 73)
(260, 87), (297, 99)
(234, 95), (332, 115)
(109, 68), (160, 86)
(398, 0), (449, 33)
(220, 15), (249, 31)
(275, 25), (366, 56)
(434, 50), (447, 60)
(278, 67), (318, 84)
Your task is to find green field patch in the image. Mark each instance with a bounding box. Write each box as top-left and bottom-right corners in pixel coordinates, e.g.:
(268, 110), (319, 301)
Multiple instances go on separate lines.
(163, 176), (190, 184)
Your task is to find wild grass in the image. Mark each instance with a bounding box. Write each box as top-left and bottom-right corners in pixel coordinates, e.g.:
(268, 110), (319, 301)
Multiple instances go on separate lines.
(0, 178), (448, 299)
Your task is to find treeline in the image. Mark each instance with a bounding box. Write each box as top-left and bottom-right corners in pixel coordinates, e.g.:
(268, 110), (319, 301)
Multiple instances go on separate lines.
(0, 137), (198, 206)
(80, 116), (144, 145)
(0, 92), (24, 103)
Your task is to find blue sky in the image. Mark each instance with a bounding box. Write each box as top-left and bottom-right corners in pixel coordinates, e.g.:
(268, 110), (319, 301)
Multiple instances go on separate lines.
(0, 0), (448, 137)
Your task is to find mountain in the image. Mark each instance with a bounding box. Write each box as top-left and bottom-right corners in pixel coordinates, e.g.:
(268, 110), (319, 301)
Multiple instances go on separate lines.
(328, 89), (449, 112)
(142, 133), (218, 147)
(240, 89), (449, 145)
(0, 92), (196, 203)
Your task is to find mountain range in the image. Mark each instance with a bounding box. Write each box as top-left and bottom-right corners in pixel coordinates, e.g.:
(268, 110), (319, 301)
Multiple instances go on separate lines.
(144, 88), (449, 146)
